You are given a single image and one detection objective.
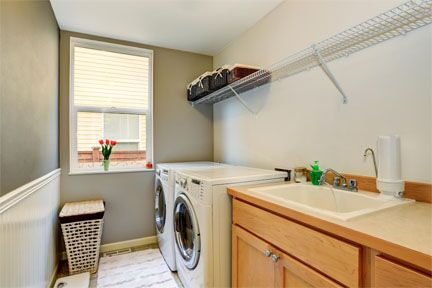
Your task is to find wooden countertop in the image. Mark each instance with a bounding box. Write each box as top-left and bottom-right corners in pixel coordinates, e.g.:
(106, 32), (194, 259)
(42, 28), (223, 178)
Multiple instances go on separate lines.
(228, 182), (432, 271)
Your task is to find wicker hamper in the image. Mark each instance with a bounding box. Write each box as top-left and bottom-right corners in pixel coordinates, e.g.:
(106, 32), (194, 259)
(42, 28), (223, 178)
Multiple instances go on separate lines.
(60, 200), (105, 274)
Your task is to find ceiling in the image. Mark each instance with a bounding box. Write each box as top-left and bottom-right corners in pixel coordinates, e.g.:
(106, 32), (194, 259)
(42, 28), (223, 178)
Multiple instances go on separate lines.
(50, 0), (282, 56)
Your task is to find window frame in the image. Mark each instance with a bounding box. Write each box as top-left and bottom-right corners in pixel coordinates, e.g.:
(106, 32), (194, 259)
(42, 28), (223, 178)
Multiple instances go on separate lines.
(69, 37), (154, 174)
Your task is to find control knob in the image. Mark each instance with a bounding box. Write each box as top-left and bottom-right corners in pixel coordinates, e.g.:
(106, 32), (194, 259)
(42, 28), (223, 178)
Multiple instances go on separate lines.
(180, 178), (187, 189)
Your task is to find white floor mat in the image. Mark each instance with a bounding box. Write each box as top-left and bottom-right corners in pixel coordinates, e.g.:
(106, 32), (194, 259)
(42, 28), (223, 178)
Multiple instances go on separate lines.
(96, 249), (178, 288)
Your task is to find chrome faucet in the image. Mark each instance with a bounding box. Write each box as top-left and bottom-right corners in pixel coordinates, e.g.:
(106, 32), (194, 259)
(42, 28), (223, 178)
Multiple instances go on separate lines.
(319, 168), (346, 185)
(363, 147), (378, 177)
(319, 168), (358, 191)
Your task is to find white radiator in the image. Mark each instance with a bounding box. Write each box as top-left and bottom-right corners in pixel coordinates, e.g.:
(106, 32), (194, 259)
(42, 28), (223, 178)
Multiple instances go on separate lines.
(0, 169), (61, 288)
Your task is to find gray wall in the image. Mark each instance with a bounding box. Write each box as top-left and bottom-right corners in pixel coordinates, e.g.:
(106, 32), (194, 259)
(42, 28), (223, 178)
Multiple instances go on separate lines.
(60, 31), (213, 244)
(0, 0), (59, 196)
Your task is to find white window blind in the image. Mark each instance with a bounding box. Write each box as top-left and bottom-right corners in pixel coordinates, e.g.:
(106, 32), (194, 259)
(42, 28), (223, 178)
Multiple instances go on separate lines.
(74, 46), (149, 110)
(70, 37), (153, 173)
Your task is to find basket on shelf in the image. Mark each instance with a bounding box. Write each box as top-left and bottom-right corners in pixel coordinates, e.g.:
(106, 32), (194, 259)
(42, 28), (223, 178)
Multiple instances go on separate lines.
(227, 64), (260, 84)
(210, 65), (231, 91)
(231, 68), (272, 95)
(60, 200), (105, 274)
(187, 72), (213, 101)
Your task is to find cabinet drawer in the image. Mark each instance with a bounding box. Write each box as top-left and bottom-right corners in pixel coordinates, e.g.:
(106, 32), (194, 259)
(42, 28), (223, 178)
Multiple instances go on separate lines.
(374, 256), (432, 287)
(275, 246), (344, 288)
(233, 199), (360, 287)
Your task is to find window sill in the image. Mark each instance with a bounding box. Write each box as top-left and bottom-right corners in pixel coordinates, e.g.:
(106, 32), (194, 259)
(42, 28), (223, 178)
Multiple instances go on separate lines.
(69, 167), (154, 176)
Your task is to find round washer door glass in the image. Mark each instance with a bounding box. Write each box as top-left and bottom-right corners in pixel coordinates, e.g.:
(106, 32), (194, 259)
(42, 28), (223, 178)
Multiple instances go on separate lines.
(174, 194), (200, 270)
(155, 179), (166, 233)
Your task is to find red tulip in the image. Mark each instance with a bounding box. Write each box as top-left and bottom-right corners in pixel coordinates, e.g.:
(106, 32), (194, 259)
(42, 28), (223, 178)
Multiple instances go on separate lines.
(111, 140), (117, 146)
(105, 139), (109, 145)
(98, 139), (104, 145)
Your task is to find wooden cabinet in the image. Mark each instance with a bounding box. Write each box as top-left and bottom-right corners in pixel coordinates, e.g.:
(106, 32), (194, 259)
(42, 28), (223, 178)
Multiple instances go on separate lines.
(374, 256), (432, 287)
(233, 199), (360, 287)
(275, 251), (343, 288)
(231, 199), (432, 288)
(232, 225), (342, 288)
(232, 225), (275, 287)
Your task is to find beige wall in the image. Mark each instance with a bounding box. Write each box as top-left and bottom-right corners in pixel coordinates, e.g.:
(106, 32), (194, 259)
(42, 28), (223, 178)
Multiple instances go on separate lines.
(214, 0), (431, 183)
(0, 0), (59, 195)
(60, 31), (213, 244)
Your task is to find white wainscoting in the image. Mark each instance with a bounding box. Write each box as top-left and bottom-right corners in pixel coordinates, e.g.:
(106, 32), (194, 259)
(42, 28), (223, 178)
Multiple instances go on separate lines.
(0, 169), (61, 288)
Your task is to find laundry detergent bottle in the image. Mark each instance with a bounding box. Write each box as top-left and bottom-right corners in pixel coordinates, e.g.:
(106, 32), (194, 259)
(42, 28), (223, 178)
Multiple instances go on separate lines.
(310, 161), (323, 186)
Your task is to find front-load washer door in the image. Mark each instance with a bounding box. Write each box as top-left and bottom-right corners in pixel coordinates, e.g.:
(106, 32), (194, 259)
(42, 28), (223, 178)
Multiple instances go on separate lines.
(174, 193), (200, 270)
(155, 178), (166, 233)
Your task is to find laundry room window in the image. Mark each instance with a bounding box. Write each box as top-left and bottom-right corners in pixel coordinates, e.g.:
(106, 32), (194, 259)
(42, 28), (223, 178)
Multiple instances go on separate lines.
(69, 37), (153, 174)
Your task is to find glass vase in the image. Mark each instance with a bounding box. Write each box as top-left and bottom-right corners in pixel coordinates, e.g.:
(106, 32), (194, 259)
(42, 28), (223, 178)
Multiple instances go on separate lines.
(103, 159), (110, 171)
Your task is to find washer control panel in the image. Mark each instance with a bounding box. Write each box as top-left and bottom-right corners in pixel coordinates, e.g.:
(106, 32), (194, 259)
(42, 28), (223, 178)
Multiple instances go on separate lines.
(175, 173), (211, 204)
(180, 178), (187, 189)
(175, 174), (187, 191)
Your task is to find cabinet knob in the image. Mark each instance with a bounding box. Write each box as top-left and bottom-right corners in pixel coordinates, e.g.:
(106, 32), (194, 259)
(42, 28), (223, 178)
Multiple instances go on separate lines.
(271, 254), (280, 263)
(263, 249), (272, 257)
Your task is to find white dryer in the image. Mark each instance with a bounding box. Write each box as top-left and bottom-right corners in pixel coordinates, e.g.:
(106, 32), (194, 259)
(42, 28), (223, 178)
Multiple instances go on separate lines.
(173, 166), (287, 287)
(155, 162), (223, 271)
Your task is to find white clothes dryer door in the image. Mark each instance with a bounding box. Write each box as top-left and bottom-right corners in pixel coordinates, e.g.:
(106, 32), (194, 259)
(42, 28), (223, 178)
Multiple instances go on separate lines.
(155, 177), (176, 270)
(174, 193), (201, 270)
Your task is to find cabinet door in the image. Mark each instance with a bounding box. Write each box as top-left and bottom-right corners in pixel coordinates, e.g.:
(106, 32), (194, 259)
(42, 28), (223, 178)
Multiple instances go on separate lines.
(274, 249), (343, 288)
(232, 225), (275, 288)
(233, 199), (360, 287)
(374, 256), (432, 287)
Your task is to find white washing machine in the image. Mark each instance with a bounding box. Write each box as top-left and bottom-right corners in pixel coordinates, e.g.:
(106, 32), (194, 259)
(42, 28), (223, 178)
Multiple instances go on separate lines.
(155, 162), (223, 271)
(173, 166), (287, 287)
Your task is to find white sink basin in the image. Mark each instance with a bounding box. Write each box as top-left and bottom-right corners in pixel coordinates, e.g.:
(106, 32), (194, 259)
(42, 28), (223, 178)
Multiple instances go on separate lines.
(248, 183), (414, 221)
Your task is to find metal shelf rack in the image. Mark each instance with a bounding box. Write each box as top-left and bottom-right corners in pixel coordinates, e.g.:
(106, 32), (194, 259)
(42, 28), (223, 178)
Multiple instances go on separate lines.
(191, 0), (432, 109)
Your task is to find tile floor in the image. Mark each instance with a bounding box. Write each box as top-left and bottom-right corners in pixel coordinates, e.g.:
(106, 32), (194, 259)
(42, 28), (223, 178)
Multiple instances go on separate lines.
(55, 244), (183, 288)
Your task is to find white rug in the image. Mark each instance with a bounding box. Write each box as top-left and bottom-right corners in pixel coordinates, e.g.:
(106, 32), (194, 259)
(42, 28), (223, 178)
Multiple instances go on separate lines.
(96, 249), (179, 288)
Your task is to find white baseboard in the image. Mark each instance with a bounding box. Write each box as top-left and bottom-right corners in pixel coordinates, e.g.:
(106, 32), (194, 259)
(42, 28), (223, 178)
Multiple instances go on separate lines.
(100, 235), (158, 253)
(61, 235), (158, 260)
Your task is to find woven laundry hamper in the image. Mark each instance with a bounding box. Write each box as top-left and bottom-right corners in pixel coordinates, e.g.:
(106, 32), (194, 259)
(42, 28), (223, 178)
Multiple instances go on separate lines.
(60, 200), (105, 274)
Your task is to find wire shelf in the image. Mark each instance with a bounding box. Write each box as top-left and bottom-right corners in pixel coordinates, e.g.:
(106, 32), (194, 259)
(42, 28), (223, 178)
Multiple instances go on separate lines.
(191, 0), (432, 106)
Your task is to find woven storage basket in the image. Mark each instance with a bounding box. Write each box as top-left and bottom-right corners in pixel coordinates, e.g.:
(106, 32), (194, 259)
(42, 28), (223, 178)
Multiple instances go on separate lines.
(60, 200), (105, 274)
(187, 71), (213, 101)
(210, 65), (231, 91)
(227, 64), (260, 84)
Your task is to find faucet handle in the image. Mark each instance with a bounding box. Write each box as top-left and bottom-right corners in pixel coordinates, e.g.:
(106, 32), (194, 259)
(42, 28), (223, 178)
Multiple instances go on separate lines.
(348, 179), (358, 191)
(333, 176), (341, 187)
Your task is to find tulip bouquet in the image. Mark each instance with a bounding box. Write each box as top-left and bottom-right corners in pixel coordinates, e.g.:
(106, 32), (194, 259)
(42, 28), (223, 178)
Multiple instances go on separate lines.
(99, 139), (117, 171)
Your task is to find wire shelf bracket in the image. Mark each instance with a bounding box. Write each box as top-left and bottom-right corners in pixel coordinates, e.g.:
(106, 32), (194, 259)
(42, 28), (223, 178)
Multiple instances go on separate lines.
(228, 85), (258, 115)
(312, 44), (348, 104)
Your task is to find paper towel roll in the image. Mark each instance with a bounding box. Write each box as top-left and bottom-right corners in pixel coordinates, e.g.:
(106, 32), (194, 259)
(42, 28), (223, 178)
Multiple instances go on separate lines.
(376, 135), (404, 196)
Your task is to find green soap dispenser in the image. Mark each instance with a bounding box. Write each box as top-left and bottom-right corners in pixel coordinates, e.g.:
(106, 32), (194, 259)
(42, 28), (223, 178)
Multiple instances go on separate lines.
(310, 161), (323, 186)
